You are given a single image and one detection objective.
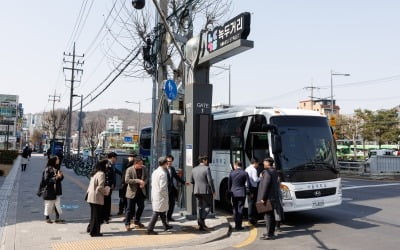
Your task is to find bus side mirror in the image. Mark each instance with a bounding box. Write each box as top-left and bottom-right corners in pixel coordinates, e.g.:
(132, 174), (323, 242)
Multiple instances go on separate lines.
(272, 135), (282, 154)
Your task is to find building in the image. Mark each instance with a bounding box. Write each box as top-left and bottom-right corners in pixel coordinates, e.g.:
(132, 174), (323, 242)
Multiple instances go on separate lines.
(106, 116), (123, 133)
(22, 113), (44, 150)
(0, 94), (23, 150)
(298, 99), (340, 115)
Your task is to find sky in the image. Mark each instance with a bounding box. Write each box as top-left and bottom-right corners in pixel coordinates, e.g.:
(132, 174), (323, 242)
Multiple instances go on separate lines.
(1, 0), (399, 116)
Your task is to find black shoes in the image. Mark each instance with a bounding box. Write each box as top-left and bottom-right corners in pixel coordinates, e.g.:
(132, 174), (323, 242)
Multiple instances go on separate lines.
(167, 217), (175, 222)
(164, 225), (173, 231)
(45, 219), (53, 224)
(91, 233), (103, 237)
(260, 235), (275, 240)
(235, 226), (245, 231)
(147, 230), (158, 235)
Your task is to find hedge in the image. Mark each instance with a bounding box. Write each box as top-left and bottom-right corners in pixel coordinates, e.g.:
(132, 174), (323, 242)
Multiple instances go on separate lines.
(0, 150), (19, 164)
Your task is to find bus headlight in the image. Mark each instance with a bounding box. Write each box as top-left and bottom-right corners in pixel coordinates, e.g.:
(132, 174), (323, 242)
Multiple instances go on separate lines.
(280, 184), (292, 200)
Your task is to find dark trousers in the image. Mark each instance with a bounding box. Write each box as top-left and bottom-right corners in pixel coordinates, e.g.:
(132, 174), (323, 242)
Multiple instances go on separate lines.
(147, 211), (168, 231)
(195, 194), (212, 228)
(232, 196), (245, 228)
(118, 186), (127, 213)
(167, 188), (177, 219)
(21, 164), (27, 171)
(247, 186), (258, 223)
(264, 210), (276, 237)
(124, 191), (145, 225)
(103, 190), (112, 221)
(89, 203), (103, 236)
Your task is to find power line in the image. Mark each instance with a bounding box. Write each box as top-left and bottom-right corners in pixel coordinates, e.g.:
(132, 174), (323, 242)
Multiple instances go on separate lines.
(78, 48), (141, 111)
(64, 0), (89, 52)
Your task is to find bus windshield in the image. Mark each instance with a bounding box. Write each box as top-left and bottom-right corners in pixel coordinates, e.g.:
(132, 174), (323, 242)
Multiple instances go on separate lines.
(270, 116), (338, 173)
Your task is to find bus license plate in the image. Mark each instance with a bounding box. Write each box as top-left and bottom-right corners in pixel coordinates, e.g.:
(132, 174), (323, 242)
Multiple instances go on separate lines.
(312, 199), (325, 208)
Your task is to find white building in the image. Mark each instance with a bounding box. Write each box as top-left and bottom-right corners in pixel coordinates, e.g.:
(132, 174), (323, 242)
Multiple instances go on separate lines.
(106, 116), (123, 133)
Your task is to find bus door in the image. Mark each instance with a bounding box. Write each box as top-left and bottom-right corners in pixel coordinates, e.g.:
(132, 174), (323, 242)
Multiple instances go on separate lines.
(230, 136), (244, 169)
(250, 132), (270, 169)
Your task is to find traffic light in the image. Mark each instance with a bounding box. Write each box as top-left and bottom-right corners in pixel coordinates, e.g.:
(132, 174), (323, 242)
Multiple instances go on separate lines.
(132, 0), (145, 9)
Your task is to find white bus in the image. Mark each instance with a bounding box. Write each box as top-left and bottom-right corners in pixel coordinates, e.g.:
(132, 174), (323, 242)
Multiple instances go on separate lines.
(210, 106), (342, 212)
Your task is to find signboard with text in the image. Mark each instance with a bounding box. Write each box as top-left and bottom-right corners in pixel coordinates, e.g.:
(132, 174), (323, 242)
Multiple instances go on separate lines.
(207, 12), (251, 53)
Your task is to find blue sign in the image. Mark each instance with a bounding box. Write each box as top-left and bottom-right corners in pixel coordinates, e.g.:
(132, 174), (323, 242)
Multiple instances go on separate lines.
(124, 136), (132, 143)
(164, 79), (178, 100)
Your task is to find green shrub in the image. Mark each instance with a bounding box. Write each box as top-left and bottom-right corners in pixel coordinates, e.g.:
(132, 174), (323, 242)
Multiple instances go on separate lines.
(0, 150), (19, 164)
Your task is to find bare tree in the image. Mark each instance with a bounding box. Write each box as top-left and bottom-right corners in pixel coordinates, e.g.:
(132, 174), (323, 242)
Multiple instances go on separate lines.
(83, 118), (106, 156)
(31, 129), (43, 149)
(41, 109), (69, 143)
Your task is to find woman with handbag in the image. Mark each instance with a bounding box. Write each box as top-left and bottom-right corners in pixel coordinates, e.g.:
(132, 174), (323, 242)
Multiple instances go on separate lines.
(86, 160), (110, 237)
(42, 156), (61, 223)
(257, 157), (281, 240)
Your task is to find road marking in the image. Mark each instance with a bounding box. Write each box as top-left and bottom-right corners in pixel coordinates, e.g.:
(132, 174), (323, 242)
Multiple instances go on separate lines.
(342, 183), (400, 190)
(233, 222), (258, 248)
(342, 197), (353, 201)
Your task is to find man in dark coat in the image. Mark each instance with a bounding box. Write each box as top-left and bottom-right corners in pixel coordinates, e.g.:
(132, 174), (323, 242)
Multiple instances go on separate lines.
(191, 155), (215, 230)
(228, 161), (250, 230)
(103, 152), (117, 223)
(166, 155), (189, 222)
(257, 157), (280, 240)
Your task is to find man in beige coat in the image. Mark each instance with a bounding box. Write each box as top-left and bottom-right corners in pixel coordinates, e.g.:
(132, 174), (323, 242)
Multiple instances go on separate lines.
(146, 157), (172, 235)
(124, 158), (148, 230)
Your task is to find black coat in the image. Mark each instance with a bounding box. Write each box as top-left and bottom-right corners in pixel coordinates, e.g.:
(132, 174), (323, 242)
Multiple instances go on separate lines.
(105, 160), (116, 187)
(42, 166), (57, 200)
(257, 168), (280, 207)
(167, 166), (185, 192)
(228, 168), (249, 198)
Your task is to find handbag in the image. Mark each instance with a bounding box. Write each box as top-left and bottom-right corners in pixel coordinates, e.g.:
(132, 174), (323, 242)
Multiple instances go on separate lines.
(256, 200), (273, 213)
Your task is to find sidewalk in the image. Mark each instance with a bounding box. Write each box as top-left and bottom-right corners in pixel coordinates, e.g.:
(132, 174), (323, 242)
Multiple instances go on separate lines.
(0, 154), (230, 250)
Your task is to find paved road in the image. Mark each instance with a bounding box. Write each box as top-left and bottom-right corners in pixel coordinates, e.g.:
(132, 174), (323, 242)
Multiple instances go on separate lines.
(235, 177), (400, 250)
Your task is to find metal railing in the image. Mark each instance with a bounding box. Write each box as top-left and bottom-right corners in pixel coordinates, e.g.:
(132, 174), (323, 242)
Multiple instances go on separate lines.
(64, 154), (98, 178)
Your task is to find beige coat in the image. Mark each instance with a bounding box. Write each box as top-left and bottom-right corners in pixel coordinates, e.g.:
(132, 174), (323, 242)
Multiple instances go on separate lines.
(125, 166), (148, 199)
(151, 166), (169, 212)
(86, 171), (108, 205)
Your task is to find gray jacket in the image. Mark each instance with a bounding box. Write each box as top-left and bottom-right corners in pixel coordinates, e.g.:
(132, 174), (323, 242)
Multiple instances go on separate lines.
(191, 163), (215, 195)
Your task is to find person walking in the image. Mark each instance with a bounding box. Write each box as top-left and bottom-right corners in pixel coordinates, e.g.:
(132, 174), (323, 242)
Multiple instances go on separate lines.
(191, 155), (215, 231)
(245, 157), (260, 225)
(257, 157), (281, 240)
(54, 158), (64, 223)
(118, 154), (136, 215)
(228, 161), (250, 230)
(86, 160), (111, 237)
(166, 155), (189, 222)
(41, 156), (61, 223)
(147, 157), (172, 235)
(124, 158), (148, 231)
(21, 145), (30, 172)
(103, 152), (117, 223)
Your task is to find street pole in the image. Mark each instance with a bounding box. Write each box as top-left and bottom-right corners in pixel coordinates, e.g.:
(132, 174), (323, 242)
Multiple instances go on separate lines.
(125, 100), (141, 135)
(67, 43), (76, 158)
(63, 42), (84, 159)
(77, 95), (83, 156)
(330, 70), (350, 115)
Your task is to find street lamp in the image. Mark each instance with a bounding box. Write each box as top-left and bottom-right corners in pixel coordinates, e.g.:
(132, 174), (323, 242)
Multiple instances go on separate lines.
(212, 64), (231, 106)
(330, 70), (350, 115)
(125, 100), (141, 135)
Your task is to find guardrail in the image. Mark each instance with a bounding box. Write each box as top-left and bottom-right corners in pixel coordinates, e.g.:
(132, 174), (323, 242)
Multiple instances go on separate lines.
(368, 156), (400, 175)
(339, 156), (400, 176)
(338, 161), (366, 175)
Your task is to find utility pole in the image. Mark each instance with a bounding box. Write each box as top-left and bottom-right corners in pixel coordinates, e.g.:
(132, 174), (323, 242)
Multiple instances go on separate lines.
(48, 91), (61, 155)
(63, 42), (84, 159)
(77, 95), (83, 157)
(304, 84), (320, 111)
